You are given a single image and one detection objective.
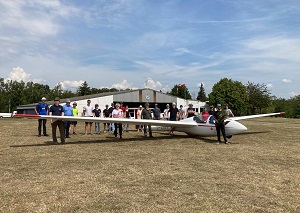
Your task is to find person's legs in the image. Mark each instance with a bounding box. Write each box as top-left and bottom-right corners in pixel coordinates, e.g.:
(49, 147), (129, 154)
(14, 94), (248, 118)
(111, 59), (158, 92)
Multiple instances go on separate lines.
(42, 119), (47, 135)
(38, 119), (42, 136)
(144, 125), (147, 136)
(220, 123), (227, 142)
(85, 122), (88, 134)
(149, 125), (153, 137)
(216, 125), (221, 143)
(89, 123), (93, 134)
(118, 123), (123, 138)
(65, 121), (71, 137)
(114, 123), (118, 137)
(52, 121), (58, 143)
(58, 121), (65, 143)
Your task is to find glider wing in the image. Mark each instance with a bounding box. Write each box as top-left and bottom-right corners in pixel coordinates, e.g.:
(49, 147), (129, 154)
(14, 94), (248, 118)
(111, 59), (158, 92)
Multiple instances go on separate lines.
(227, 112), (285, 121)
(14, 114), (197, 128)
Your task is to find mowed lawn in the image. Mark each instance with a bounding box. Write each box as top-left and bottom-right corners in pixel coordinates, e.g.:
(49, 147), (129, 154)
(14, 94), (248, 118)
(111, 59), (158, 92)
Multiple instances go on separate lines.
(1, 117), (299, 213)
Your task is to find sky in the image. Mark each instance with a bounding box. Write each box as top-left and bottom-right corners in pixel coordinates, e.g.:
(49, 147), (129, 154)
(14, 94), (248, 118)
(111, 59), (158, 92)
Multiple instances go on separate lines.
(0, 0), (299, 99)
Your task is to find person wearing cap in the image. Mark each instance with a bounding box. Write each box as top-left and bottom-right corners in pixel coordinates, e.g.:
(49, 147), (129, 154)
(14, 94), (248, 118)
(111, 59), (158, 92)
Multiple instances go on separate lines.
(83, 99), (94, 135)
(186, 103), (195, 118)
(136, 105), (143, 132)
(70, 102), (78, 135)
(163, 104), (170, 120)
(35, 97), (49, 137)
(63, 99), (73, 138)
(94, 104), (102, 134)
(102, 104), (110, 133)
(49, 97), (65, 144)
(152, 103), (161, 120)
(213, 104), (229, 144)
(141, 103), (153, 137)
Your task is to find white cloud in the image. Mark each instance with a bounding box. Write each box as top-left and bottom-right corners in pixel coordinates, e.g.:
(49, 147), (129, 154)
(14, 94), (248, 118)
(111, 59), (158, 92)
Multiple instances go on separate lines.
(266, 84), (273, 89)
(112, 80), (138, 90)
(59, 80), (85, 90)
(144, 78), (162, 90)
(289, 92), (298, 98)
(174, 48), (190, 56)
(282, 79), (292, 83)
(5, 67), (31, 82)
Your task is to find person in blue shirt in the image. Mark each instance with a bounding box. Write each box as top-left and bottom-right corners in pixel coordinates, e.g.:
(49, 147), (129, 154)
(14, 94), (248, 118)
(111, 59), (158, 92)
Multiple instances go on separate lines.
(63, 99), (73, 138)
(35, 97), (49, 137)
(49, 97), (65, 144)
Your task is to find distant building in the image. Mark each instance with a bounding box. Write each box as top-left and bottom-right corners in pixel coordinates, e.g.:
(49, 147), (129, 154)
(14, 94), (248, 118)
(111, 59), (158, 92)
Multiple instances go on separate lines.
(17, 88), (208, 117)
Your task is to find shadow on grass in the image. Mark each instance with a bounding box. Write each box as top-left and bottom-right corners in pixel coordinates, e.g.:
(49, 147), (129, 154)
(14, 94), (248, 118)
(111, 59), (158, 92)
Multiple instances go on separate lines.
(9, 134), (192, 148)
(236, 130), (272, 135)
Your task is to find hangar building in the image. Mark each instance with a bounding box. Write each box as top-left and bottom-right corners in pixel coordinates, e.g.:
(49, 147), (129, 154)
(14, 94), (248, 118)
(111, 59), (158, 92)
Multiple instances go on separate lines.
(17, 88), (207, 117)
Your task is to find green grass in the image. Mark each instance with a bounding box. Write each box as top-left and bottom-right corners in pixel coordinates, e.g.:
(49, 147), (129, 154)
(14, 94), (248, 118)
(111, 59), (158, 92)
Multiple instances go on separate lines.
(0, 117), (299, 212)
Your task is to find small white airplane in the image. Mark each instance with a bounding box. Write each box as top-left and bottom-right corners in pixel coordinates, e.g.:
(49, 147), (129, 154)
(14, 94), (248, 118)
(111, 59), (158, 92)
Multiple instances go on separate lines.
(14, 112), (284, 138)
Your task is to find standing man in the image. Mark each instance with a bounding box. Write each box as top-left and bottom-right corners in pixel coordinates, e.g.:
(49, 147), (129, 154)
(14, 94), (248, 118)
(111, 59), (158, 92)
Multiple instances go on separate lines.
(108, 103), (115, 132)
(63, 99), (73, 138)
(224, 104), (234, 117)
(168, 102), (179, 135)
(152, 103), (161, 120)
(136, 105), (143, 132)
(186, 103), (196, 118)
(103, 104), (110, 133)
(163, 104), (170, 120)
(213, 104), (229, 144)
(112, 103), (123, 139)
(141, 103), (153, 138)
(49, 97), (65, 144)
(83, 99), (94, 135)
(35, 97), (49, 137)
(94, 104), (102, 134)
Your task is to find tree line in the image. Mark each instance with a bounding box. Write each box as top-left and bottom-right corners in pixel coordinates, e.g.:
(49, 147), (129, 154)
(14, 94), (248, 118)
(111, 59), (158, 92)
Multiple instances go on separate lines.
(0, 78), (299, 117)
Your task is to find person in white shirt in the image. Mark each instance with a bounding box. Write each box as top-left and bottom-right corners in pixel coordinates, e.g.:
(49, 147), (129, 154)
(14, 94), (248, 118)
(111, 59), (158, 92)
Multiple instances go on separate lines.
(83, 99), (95, 134)
(112, 103), (124, 139)
(163, 104), (170, 120)
(136, 105), (143, 132)
(224, 104), (234, 117)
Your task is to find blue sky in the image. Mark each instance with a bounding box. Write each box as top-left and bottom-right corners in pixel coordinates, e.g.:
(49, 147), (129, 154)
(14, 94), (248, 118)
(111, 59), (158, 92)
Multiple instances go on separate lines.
(0, 0), (299, 99)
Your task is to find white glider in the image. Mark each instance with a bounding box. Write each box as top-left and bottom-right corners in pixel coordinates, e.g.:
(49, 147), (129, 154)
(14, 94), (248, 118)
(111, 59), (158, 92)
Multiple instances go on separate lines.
(14, 112), (284, 137)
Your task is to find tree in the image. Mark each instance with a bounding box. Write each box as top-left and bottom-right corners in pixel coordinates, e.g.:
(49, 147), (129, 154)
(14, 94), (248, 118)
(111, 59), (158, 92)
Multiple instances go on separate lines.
(246, 82), (271, 114)
(197, 83), (207, 102)
(208, 78), (248, 115)
(77, 81), (91, 96)
(168, 84), (192, 99)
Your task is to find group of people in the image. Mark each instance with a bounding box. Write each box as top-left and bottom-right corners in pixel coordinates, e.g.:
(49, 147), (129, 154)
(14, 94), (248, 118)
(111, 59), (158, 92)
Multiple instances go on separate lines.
(35, 96), (235, 144)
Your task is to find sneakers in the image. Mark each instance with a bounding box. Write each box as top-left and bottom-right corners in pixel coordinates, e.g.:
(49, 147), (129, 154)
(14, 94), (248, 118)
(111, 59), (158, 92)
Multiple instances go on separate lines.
(225, 141), (230, 145)
(38, 134), (41, 137)
(61, 141), (66, 145)
(53, 141), (58, 145)
(44, 134), (49, 136)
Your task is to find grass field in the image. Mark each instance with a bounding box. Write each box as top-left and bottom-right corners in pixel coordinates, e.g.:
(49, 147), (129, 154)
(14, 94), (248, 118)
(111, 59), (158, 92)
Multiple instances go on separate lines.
(1, 117), (300, 213)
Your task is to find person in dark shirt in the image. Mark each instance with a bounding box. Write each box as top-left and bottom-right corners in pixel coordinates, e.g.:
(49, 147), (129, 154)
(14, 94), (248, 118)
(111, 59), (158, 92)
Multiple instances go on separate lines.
(34, 97), (49, 137)
(94, 104), (101, 134)
(49, 97), (65, 144)
(186, 103), (195, 118)
(141, 103), (153, 137)
(108, 103), (115, 132)
(213, 104), (229, 144)
(152, 103), (161, 120)
(103, 104), (110, 132)
(208, 105), (215, 115)
(168, 102), (179, 135)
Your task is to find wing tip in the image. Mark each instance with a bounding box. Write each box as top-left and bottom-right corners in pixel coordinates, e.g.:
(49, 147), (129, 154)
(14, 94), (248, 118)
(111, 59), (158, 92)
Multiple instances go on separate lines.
(280, 112), (285, 115)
